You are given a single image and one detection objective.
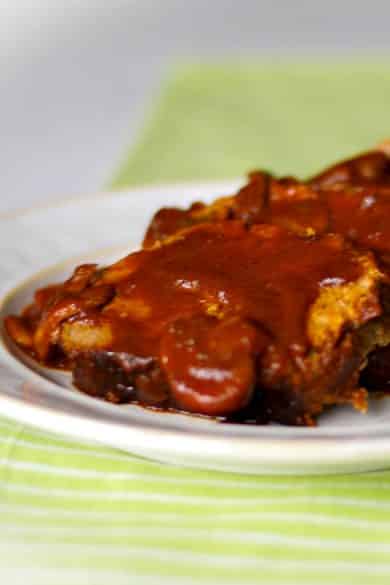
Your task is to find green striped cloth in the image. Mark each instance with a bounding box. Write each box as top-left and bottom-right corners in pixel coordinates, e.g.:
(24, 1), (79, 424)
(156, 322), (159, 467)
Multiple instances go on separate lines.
(2, 62), (390, 585)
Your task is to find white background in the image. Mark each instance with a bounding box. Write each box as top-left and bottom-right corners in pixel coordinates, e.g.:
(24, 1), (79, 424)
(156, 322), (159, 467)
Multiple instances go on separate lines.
(1, 0), (390, 214)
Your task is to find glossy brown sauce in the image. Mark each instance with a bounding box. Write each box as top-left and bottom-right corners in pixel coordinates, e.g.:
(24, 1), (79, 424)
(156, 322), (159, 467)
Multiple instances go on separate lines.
(104, 222), (362, 357)
(143, 151), (390, 261)
(326, 187), (390, 255)
(265, 186), (390, 258)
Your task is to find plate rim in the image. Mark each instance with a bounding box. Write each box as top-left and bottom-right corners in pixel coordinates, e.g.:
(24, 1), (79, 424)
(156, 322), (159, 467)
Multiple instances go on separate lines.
(0, 179), (241, 222)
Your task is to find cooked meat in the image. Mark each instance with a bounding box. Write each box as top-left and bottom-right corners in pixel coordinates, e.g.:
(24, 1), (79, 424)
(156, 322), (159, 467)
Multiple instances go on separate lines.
(361, 346), (390, 392)
(144, 144), (390, 249)
(309, 149), (390, 189)
(6, 218), (387, 425)
(143, 196), (236, 248)
(5, 144), (390, 425)
(73, 351), (168, 405)
(141, 145), (390, 408)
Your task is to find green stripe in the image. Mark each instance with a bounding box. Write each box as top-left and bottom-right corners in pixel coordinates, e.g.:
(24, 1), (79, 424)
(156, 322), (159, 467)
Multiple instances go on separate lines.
(3, 506), (390, 544)
(3, 429), (390, 489)
(3, 486), (390, 525)
(4, 460), (390, 505)
(4, 436), (390, 491)
(2, 529), (390, 565)
(2, 542), (390, 585)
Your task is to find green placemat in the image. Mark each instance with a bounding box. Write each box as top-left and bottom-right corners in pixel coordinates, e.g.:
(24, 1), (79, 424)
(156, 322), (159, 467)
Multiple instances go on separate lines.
(113, 61), (390, 187)
(2, 61), (390, 585)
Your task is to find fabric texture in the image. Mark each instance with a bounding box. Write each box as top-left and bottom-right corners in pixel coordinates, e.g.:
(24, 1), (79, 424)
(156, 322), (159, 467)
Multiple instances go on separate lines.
(112, 61), (390, 187)
(2, 61), (390, 585)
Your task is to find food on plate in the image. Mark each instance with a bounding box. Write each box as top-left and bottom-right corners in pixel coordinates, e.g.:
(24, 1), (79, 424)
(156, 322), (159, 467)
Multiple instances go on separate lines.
(5, 142), (390, 425)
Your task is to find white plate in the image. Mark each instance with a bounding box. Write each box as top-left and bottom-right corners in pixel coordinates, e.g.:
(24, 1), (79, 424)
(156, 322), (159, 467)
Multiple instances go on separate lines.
(2, 182), (390, 475)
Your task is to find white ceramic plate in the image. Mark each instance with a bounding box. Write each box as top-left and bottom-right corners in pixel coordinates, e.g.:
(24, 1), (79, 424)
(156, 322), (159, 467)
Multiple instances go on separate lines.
(2, 182), (390, 475)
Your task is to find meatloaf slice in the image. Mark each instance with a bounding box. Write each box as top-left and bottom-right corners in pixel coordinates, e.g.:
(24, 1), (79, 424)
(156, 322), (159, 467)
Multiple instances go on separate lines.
(7, 221), (385, 425)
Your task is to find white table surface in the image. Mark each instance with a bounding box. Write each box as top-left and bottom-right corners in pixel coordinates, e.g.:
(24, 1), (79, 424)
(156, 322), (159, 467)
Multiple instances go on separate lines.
(1, 0), (389, 215)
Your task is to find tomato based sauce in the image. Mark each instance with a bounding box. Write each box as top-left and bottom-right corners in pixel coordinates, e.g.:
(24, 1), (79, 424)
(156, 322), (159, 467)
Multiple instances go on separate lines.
(102, 222), (363, 358)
